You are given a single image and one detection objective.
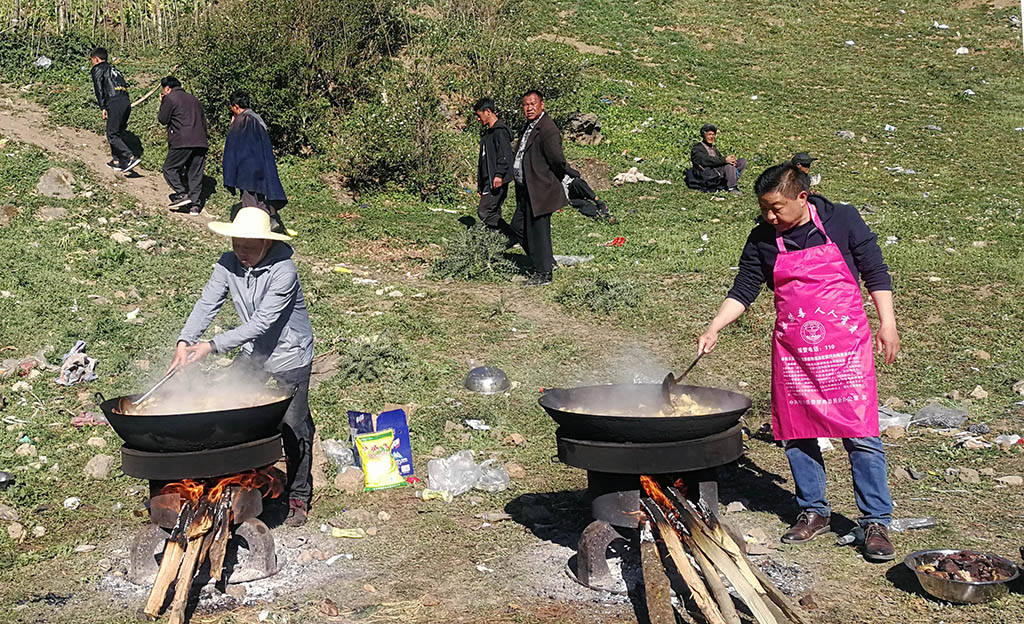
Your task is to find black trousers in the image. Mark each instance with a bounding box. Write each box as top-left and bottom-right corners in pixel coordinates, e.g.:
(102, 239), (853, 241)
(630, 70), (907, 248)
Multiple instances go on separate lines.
(162, 147), (207, 205)
(240, 189), (287, 234)
(477, 185), (516, 241)
(105, 95), (134, 165)
(271, 364), (315, 506)
(511, 184), (554, 276)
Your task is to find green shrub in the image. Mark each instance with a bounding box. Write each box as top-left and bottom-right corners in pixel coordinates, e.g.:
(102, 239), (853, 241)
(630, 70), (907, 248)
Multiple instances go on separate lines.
(430, 225), (517, 282)
(337, 333), (412, 384)
(333, 65), (461, 198)
(181, 0), (409, 154)
(554, 277), (645, 315)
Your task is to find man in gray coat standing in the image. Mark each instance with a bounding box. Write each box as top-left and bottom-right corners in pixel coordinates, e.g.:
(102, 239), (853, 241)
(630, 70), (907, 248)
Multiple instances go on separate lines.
(158, 76), (209, 214)
(510, 90), (571, 286)
(169, 207), (315, 527)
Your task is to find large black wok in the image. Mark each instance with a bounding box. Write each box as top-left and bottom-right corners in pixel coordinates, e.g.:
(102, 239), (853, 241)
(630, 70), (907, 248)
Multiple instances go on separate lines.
(539, 383), (751, 443)
(99, 392), (294, 452)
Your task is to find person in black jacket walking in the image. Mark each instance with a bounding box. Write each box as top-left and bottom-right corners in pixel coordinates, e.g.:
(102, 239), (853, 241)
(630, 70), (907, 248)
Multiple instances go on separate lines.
(473, 98), (515, 241)
(158, 77), (209, 214)
(685, 123), (746, 194)
(89, 48), (141, 174)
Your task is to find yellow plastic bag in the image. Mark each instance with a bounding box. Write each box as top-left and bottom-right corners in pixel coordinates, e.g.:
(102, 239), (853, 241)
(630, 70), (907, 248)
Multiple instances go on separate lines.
(355, 429), (406, 491)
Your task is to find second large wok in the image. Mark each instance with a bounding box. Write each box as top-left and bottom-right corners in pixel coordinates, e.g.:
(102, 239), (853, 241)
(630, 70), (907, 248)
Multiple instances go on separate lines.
(539, 383), (751, 443)
(99, 392), (294, 452)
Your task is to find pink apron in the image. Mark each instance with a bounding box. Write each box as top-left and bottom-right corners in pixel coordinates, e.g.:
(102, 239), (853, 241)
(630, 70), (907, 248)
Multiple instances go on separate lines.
(770, 203), (878, 440)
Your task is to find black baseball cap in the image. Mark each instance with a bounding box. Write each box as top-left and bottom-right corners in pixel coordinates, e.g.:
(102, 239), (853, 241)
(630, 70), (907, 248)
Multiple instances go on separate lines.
(791, 152), (818, 166)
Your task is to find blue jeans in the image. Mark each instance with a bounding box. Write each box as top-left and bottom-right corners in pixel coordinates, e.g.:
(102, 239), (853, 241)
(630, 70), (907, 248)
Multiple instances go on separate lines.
(784, 437), (893, 527)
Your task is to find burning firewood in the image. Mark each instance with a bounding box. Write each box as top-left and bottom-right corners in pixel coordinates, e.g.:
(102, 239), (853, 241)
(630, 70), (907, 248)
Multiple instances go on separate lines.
(141, 468), (280, 623)
(640, 475), (811, 624)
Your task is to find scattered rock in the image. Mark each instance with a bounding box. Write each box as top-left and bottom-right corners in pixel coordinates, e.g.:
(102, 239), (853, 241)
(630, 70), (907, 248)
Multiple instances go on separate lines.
(566, 112), (603, 146)
(1012, 380), (1024, 396)
(86, 436), (106, 448)
(745, 543), (770, 555)
(135, 239), (158, 251)
(725, 501), (748, 513)
(504, 433), (526, 446)
(11, 381), (31, 392)
(0, 204), (20, 226)
(377, 510), (391, 523)
(883, 426), (905, 440)
(746, 528), (769, 543)
(15, 442), (37, 456)
(365, 526), (378, 536)
(958, 468), (981, 484)
(799, 594), (819, 610)
(884, 396), (905, 409)
(979, 468), (996, 477)
(63, 497), (82, 510)
(333, 467), (364, 494)
(0, 504), (19, 522)
(35, 168), (76, 199)
(971, 349), (991, 361)
(431, 445), (446, 457)
(505, 462), (526, 479)
(892, 467), (912, 481)
(225, 584), (247, 601)
(995, 476), (1023, 486)
(74, 544), (96, 553)
(907, 466), (926, 481)
(969, 385), (988, 400)
(317, 598), (340, 617)
(83, 454), (115, 480)
(36, 206), (68, 221)
(297, 550), (316, 565)
(443, 420), (463, 433)
(7, 522), (25, 541)
(31, 525), (45, 538)
(967, 423), (990, 435)
(111, 232), (132, 245)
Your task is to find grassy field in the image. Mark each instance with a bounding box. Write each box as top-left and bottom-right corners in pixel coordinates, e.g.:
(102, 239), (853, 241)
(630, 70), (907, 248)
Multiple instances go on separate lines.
(1, 0), (1023, 622)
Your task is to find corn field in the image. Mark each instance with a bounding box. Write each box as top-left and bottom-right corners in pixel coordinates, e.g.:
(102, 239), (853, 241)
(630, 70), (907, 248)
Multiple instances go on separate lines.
(0, 0), (214, 48)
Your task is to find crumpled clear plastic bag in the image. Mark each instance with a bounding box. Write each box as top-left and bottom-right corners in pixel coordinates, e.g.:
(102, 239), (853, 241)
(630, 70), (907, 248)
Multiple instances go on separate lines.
(321, 439), (355, 470)
(427, 450), (481, 497)
(475, 459), (510, 492)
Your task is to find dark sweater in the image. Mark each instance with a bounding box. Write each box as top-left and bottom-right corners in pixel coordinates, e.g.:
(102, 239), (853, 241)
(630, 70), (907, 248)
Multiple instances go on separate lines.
(157, 88), (209, 149)
(727, 195), (892, 307)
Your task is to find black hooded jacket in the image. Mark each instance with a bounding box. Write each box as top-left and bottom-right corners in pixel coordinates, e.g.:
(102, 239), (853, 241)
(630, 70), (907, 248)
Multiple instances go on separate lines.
(90, 61), (130, 110)
(476, 121), (513, 193)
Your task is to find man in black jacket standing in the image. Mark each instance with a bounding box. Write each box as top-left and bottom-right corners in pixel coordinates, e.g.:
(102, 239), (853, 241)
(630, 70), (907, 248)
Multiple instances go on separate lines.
(685, 123), (746, 194)
(510, 90), (570, 286)
(89, 48), (141, 174)
(473, 98), (515, 242)
(158, 77), (209, 215)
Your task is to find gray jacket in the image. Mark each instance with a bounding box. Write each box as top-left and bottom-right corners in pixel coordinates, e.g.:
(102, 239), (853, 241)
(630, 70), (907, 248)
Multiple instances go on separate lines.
(178, 242), (314, 373)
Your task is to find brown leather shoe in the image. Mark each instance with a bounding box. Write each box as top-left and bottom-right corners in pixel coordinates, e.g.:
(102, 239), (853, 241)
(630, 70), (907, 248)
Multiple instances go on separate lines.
(863, 523), (895, 561)
(781, 511), (831, 544)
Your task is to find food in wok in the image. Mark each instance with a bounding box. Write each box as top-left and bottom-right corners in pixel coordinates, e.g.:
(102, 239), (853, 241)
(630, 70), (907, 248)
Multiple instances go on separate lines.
(119, 388), (287, 415)
(565, 392), (714, 417)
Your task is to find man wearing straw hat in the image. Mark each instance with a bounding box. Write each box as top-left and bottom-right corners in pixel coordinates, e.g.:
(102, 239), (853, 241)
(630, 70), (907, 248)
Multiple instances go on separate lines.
(168, 207), (315, 527)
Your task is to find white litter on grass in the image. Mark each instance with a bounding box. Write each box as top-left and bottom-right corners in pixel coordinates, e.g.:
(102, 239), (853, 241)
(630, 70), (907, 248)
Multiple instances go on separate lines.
(750, 95), (758, 100)
(923, 125), (942, 131)
(955, 46), (969, 55)
(33, 56), (53, 68)
(885, 236), (899, 245)
(884, 124), (897, 132)
(963, 89), (975, 96)
(932, 21), (949, 30)
(464, 419), (491, 431)
(428, 207), (458, 214)
(63, 497), (82, 510)
(325, 553), (354, 565)
(475, 564), (495, 573)
(885, 165), (916, 174)
(845, 40), (855, 46)
(351, 277), (378, 285)
(928, 276), (942, 282)
(125, 308), (139, 320)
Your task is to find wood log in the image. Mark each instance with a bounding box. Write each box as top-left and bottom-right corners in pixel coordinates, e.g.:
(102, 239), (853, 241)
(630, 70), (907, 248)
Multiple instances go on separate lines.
(143, 538), (185, 618)
(640, 521), (676, 624)
(166, 531), (213, 624)
(131, 63), (180, 107)
(682, 532), (742, 624)
(674, 502), (782, 624)
(642, 499), (728, 624)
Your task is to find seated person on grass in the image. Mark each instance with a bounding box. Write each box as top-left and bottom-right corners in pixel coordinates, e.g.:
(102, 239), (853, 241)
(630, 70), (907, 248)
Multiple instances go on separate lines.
(685, 123), (746, 194)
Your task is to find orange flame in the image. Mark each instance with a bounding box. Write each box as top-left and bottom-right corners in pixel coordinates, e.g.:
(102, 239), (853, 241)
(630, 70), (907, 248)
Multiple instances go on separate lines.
(159, 468), (282, 505)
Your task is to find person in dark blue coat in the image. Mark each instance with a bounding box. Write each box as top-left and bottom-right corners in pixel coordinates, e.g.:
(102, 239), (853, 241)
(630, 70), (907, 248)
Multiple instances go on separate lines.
(223, 91), (289, 233)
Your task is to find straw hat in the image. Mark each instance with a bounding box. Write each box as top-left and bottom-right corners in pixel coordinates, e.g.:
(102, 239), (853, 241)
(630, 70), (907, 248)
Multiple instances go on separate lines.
(208, 207), (291, 241)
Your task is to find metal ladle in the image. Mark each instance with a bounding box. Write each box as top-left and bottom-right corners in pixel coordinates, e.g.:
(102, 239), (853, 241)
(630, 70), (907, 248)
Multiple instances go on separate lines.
(131, 369), (177, 406)
(660, 352), (706, 410)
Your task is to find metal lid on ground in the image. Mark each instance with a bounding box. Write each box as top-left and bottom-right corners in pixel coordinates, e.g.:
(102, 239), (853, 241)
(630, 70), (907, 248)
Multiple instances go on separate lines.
(463, 366), (511, 394)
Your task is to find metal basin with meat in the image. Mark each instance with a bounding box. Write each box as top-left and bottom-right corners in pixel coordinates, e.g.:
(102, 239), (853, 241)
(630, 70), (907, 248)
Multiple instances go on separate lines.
(539, 383), (751, 442)
(99, 392), (294, 452)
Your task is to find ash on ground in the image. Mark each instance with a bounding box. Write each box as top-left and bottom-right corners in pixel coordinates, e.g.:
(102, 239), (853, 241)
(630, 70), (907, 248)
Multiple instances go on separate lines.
(755, 557), (811, 595)
(98, 527), (368, 613)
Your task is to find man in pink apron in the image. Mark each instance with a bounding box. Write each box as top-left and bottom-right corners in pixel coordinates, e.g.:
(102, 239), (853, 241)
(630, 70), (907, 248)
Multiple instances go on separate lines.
(697, 163), (901, 562)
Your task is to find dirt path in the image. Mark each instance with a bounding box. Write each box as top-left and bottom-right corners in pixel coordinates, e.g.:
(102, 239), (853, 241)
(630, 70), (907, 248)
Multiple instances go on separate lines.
(0, 86), (214, 235)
